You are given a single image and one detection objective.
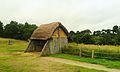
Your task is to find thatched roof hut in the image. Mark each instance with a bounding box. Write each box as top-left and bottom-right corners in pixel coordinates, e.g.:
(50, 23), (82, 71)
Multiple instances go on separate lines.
(25, 22), (69, 56)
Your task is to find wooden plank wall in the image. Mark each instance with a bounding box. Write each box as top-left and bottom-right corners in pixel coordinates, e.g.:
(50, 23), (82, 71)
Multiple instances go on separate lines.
(49, 37), (68, 54)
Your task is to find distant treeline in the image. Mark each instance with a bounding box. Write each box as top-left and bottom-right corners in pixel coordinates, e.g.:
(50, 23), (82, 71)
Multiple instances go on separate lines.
(0, 21), (38, 40)
(1, 20), (120, 45)
(69, 25), (120, 45)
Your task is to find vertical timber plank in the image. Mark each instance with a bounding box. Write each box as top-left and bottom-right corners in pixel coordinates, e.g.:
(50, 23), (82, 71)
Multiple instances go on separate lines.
(79, 48), (82, 57)
(92, 50), (94, 58)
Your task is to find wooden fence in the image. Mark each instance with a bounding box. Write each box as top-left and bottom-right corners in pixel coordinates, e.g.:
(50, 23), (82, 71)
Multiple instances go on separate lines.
(62, 47), (120, 60)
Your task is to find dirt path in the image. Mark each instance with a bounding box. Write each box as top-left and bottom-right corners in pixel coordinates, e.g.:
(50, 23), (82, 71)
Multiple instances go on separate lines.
(42, 57), (120, 72)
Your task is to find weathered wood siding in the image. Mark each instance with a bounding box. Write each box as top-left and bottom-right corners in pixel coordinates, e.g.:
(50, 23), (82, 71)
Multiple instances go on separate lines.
(49, 38), (60, 54)
(49, 38), (68, 54)
(60, 37), (68, 49)
(49, 27), (68, 54)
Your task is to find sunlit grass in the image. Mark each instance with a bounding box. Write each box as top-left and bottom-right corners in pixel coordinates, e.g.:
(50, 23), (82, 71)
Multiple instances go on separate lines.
(0, 38), (28, 53)
(69, 42), (120, 50)
(0, 38), (106, 72)
(65, 43), (120, 60)
(50, 54), (120, 69)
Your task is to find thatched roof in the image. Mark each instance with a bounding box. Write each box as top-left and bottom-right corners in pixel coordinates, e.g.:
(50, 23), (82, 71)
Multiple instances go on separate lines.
(30, 22), (69, 40)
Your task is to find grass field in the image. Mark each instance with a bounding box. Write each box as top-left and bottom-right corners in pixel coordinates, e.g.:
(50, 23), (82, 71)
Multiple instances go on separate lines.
(0, 38), (106, 72)
(63, 43), (120, 60)
(50, 54), (120, 69)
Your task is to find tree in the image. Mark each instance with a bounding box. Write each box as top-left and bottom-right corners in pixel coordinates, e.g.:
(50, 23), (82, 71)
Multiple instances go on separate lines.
(115, 26), (120, 45)
(113, 25), (118, 34)
(69, 31), (75, 42)
(93, 30), (101, 36)
(4, 21), (19, 38)
(0, 21), (3, 37)
(78, 29), (92, 44)
(106, 29), (112, 34)
(80, 29), (91, 34)
(16, 23), (24, 39)
(78, 34), (93, 44)
(76, 31), (80, 34)
(93, 36), (105, 45)
(22, 22), (38, 40)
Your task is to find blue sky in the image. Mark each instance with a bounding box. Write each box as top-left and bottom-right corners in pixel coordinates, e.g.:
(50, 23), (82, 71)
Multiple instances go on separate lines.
(0, 0), (120, 32)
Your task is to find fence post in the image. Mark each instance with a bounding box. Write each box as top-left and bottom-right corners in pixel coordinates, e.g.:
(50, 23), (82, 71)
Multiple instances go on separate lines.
(92, 50), (94, 58)
(79, 48), (82, 57)
(118, 48), (119, 54)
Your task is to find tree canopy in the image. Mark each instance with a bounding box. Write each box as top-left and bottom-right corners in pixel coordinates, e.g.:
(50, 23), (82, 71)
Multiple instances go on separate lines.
(0, 21), (38, 40)
(69, 25), (120, 45)
(1, 20), (120, 45)
(0, 21), (3, 37)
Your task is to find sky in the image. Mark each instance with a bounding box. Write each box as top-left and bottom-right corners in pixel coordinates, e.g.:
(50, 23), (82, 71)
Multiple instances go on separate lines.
(0, 0), (120, 32)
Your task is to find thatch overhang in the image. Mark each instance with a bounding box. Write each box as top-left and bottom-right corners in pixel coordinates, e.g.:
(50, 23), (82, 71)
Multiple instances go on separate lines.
(30, 22), (69, 40)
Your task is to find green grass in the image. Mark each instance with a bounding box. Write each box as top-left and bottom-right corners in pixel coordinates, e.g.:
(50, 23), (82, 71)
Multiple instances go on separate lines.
(0, 38), (106, 72)
(0, 61), (28, 72)
(49, 54), (120, 69)
(63, 43), (120, 60)
(0, 54), (29, 72)
(0, 38), (30, 72)
(0, 38), (28, 53)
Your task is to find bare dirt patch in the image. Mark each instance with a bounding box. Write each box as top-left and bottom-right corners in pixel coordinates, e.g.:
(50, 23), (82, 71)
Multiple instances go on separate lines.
(42, 57), (120, 72)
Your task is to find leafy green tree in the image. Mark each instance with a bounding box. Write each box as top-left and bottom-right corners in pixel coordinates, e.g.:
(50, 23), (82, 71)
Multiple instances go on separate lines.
(78, 29), (92, 44)
(69, 31), (75, 42)
(69, 25), (120, 45)
(0, 21), (3, 37)
(92, 36), (105, 45)
(4, 21), (19, 38)
(16, 24), (24, 39)
(113, 25), (118, 34)
(22, 22), (38, 40)
(80, 29), (91, 34)
(4, 21), (37, 40)
(93, 30), (101, 36)
(106, 29), (111, 34)
(115, 26), (120, 44)
(78, 34), (93, 44)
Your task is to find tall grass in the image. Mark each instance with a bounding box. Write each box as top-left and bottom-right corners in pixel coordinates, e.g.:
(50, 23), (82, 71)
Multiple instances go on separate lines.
(63, 43), (120, 60)
(0, 38), (28, 53)
(0, 38), (106, 72)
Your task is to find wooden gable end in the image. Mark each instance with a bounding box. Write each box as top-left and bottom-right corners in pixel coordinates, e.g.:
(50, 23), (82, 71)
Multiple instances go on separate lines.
(52, 28), (67, 38)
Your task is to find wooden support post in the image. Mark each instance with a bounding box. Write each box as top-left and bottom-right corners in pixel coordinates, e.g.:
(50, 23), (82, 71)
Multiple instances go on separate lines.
(79, 48), (82, 57)
(40, 41), (48, 56)
(24, 41), (35, 52)
(92, 50), (94, 58)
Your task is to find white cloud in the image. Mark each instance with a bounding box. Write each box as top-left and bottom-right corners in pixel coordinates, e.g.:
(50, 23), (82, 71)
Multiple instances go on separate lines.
(0, 0), (120, 31)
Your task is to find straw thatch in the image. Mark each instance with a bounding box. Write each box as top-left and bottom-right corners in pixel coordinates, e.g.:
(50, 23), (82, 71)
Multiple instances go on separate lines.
(30, 22), (69, 40)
